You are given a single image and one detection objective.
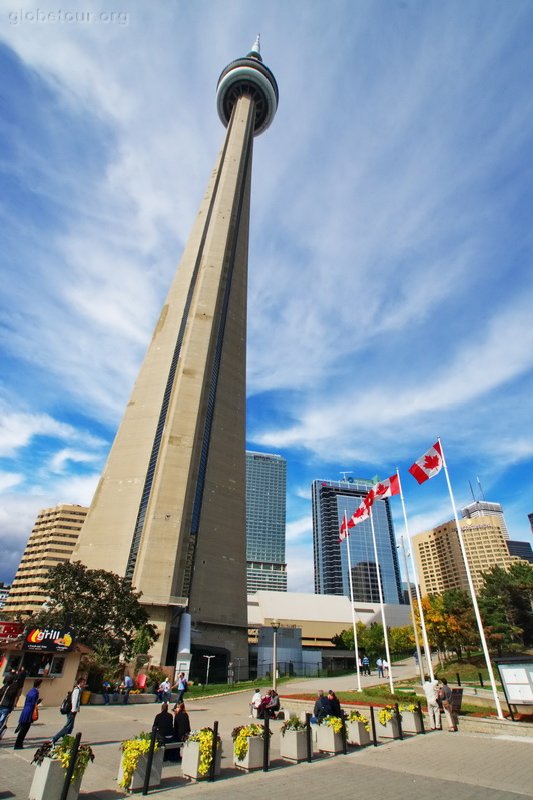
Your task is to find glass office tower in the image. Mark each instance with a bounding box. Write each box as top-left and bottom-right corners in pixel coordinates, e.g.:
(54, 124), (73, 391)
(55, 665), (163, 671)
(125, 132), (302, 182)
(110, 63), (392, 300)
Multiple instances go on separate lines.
(246, 451), (287, 592)
(312, 478), (403, 604)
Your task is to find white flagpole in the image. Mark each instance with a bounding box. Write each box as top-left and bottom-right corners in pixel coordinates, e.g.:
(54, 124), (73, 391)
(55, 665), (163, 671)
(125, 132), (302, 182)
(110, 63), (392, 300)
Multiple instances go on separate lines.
(438, 437), (504, 719)
(343, 511), (362, 691)
(399, 535), (425, 685)
(396, 469), (434, 682)
(369, 508), (394, 694)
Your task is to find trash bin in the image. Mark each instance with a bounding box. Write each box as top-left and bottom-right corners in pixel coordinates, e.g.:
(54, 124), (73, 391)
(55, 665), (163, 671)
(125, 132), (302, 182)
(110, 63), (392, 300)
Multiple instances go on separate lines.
(81, 689), (92, 705)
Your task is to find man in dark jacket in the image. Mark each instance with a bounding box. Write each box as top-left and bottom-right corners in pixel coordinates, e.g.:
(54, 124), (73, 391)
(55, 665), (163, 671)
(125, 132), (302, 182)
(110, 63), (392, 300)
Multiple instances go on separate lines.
(312, 690), (330, 722)
(0, 681), (20, 739)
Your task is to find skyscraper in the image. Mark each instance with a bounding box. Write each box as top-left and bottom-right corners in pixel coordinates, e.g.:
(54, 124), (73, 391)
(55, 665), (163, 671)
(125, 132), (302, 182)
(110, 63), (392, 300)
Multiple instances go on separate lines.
(461, 500), (509, 538)
(312, 478), (403, 604)
(4, 504), (88, 617)
(72, 40), (278, 672)
(245, 451), (287, 593)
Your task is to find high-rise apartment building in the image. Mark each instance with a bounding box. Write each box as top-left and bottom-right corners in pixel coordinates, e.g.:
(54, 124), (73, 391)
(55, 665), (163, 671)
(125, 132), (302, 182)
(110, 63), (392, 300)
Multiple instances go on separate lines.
(71, 41), (278, 670)
(507, 540), (533, 564)
(412, 514), (519, 596)
(3, 504), (88, 617)
(312, 478), (403, 604)
(245, 451), (287, 593)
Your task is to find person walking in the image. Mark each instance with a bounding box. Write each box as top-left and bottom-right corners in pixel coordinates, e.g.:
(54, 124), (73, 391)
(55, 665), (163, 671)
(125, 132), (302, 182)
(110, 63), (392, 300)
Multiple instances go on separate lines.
(362, 655), (371, 675)
(13, 679), (42, 749)
(376, 657), (384, 677)
(102, 679), (111, 705)
(173, 673), (188, 705)
(52, 676), (86, 744)
(122, 674), (134, 704)
(0, 680), (20, 739)
(423, 674), (441, 730)
(438, 678), (458, 731)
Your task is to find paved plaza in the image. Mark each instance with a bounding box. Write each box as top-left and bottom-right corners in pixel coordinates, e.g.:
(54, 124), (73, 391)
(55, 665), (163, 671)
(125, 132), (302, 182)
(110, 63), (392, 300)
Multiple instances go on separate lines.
(2, 667), (533, 799)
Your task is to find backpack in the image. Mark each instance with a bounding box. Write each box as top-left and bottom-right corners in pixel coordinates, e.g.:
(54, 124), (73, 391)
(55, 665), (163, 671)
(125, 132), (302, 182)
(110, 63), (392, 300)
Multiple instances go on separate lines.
(182, 679), (188, 692)
(60, 690), (72, 715)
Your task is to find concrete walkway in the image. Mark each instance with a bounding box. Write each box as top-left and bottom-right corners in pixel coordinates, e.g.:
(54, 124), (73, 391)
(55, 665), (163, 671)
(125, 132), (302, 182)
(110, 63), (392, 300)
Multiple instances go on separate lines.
(1, 663), (529, 800)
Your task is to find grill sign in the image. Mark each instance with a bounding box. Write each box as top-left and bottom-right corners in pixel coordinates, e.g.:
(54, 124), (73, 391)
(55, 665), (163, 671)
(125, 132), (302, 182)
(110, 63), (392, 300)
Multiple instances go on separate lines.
(23, 627), (74, 652)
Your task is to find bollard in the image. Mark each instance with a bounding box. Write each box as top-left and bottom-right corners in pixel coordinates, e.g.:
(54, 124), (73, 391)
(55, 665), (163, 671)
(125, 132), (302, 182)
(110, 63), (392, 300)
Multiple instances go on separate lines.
(456, 672), (461, 687)
(369, 705), (378, 747)
(263, 715), (270, 772)
(416, 700), (425, 734)
(208, 721), (219, 782)
(305, 712), (313, 762)
(142, 726), (158, 796)
(394, 703), (403, 740)
(340, 714), (348, 755)
(59, 731), (81, 800)
(478, 672), (484, 688)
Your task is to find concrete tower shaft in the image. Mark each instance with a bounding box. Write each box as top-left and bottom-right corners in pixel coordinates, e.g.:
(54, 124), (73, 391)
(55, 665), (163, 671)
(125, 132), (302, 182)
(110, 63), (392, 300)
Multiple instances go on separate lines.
(72, 46), (278, 670)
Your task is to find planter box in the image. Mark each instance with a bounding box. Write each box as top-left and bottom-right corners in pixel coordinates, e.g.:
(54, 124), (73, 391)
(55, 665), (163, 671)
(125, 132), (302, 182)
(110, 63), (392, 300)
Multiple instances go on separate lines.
(347, 720), (371, 746)
(181, 740), (222, 780)
(29, 758), (81, 800)
(234, 735), (267, 770)
(316, 724), (344, 753)
(280, 728), (309, 762)
(377, 716), (401, 739)
(400, 710), (423, 734)
(117, 748), (164, 791)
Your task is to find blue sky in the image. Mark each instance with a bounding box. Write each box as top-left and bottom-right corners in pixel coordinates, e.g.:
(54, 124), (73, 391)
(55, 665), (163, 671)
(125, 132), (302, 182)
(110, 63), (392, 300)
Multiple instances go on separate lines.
(1, 1), (533, 592)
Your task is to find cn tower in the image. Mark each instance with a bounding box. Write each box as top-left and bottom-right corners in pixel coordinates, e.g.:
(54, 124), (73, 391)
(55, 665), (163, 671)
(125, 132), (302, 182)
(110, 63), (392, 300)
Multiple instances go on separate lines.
(73, 39), (278, 674)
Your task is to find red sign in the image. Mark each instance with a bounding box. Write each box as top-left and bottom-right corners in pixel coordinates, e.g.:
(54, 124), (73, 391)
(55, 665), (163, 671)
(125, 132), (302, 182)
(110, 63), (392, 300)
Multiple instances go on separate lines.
(0, 621), (24, 642)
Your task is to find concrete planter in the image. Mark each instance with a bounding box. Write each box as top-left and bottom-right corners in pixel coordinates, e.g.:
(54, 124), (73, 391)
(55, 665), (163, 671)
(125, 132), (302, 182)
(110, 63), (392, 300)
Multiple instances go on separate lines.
(117, 748), (164, 791)
(29, 758), (81, 800)
(347, 720), (371, 746)
(316, 724), (343, 753)
(234, 736), (266, 770)
(400, 710), (423, 734)
(181, 740), (222, 780)
(377, 716), (401, 739)
(280, 728), (308, 761)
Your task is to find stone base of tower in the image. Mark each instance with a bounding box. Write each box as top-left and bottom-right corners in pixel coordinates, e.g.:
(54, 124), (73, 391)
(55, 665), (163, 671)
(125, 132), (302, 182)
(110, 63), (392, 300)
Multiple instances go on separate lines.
(145, 606), (249, 681)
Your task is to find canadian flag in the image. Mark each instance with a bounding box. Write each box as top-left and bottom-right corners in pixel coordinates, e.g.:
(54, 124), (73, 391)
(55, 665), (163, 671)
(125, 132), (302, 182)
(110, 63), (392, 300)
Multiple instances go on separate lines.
(372, 474), (400, 498)
(409, 441), (443, 484)
(339, 514), (349, 542)
(348, 501), (369, 528)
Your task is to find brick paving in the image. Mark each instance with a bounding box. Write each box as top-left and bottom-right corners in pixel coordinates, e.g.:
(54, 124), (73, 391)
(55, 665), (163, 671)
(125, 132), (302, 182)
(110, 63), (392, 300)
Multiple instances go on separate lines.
(1, 665), (532, 800)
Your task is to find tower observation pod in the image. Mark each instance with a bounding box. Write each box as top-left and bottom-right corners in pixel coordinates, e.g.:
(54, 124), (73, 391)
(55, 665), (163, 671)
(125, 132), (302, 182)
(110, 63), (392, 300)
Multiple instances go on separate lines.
(72, 41), (279, 676)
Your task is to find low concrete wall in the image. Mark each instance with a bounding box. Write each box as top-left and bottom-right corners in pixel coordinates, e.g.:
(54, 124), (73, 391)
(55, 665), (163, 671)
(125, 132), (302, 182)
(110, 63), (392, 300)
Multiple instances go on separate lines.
(90, 693), (159, 705)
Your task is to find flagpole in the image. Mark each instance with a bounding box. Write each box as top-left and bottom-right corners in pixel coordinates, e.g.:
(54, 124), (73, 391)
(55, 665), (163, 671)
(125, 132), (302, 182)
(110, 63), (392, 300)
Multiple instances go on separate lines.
(399, 535), (425, 685)
(396, 469), (434, 682)
(369, 508), (394, 694)
(438, 437), (504, 719)
(343, 510), (362, 691)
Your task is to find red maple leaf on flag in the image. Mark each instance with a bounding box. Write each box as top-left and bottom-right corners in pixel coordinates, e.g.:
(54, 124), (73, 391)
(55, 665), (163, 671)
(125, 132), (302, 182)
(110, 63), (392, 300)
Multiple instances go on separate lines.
(353, 506), (365, 518)
(374, 483), (387, 496)
(423, 454), (440, 471)
(363, 490), (375, 510)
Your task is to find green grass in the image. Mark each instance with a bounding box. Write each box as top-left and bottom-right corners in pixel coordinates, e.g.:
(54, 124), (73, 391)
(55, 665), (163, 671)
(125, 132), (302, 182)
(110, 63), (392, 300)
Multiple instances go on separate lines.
(185, 676), (292, 699)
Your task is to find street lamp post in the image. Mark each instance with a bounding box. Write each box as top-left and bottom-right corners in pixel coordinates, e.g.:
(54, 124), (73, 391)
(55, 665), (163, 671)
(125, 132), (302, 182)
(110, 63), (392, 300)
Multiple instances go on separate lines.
(203, 654), (215, 686)
(271, 619), (280, 692)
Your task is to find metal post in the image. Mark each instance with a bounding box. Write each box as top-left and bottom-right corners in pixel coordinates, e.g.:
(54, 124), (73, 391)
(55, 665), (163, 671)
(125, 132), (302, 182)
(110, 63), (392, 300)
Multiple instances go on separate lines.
(478, 672), (484, 688)
(59, 731), (81, 800)
(208, 721), (218, 782)
(394, 703), (403, 740)
(416, 700), (425, 734)
(305, 712), (313, 762)
(456, 672), (461, 686)
(369, 705), (378, 747)
(271, 620), (280, 693)
(340, 714), (348, 754)
(263, 716), (270, 771)
(142, 727), (158, 796)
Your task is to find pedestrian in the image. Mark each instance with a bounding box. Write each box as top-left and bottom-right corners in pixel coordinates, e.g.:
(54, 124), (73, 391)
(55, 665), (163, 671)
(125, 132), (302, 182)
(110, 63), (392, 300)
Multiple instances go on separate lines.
(0, 679), (20, 738)
(102, 679), (111, 705)
(438, 678), (458, 732)
(423, 674), (441, 730)
(376, 657), (384, 677)
(153, 702), (175, 745)
(362, 655), (370, 675)
(122, 673), (134, 704)
(157, 678), (170, 703)
(327, 689), (342, 718)
(52, 676), (86, 744)
(312, 689), (330, 722)
(13, 679), (42, 749)
(249, 687), (262, 718)
(172, 672), (188, 705)
(173, 702), (191, 743)
(382, 658), (390, 677)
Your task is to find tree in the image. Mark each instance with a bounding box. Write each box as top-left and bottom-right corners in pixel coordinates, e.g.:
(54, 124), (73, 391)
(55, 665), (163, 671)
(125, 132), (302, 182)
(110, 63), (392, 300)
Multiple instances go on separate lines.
(418, 591), (477, 659)
(389, 625), (415, 655)
(30, 561), (157, 659)
(478, 563), (533, 650)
